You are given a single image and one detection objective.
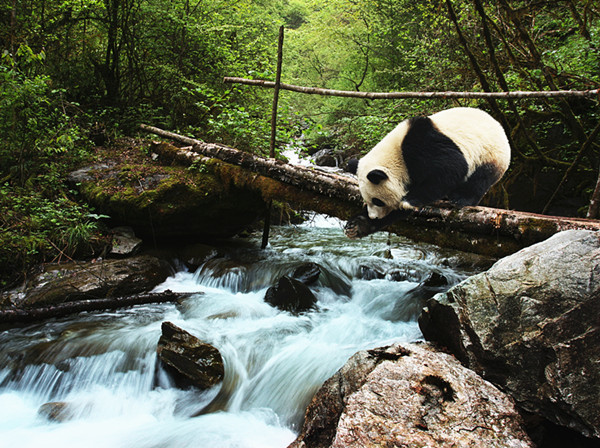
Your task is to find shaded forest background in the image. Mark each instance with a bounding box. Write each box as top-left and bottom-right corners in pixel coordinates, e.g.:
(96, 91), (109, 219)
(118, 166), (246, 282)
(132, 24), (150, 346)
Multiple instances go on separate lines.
(1, 0), (599, 285)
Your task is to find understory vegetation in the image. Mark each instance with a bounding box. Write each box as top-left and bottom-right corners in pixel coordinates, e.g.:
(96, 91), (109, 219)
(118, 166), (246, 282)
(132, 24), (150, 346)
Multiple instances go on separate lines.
(1, 0), (599, 286)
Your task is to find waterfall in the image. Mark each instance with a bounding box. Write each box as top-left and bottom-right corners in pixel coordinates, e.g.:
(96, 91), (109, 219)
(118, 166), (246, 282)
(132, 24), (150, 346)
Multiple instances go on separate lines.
(0, 218), (487, 448)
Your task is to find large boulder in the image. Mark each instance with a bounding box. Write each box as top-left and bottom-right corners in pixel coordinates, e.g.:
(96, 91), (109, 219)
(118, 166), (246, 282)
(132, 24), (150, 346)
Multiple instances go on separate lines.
(156, 321), (224, 390)
(69, 140), (266, 240)
(288, 342), (533, 448)
(419, 229), (600, 440)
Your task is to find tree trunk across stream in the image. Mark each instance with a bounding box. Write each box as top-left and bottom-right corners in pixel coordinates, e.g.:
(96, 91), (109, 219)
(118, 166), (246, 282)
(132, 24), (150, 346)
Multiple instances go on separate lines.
(141, 124), (600, 258)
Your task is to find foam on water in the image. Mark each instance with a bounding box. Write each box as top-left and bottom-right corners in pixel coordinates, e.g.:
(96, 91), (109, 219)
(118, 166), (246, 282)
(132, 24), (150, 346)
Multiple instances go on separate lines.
(0, 220), (486, 448)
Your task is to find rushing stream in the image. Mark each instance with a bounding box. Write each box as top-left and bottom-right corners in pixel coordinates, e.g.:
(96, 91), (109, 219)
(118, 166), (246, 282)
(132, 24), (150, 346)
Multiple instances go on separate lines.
(0, 216), (490, 448)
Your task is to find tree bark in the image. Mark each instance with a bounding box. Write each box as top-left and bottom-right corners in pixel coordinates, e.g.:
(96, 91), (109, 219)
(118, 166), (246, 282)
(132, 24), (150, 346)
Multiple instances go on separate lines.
(140, 124), (362, 204)
(141, 124), (600, 257)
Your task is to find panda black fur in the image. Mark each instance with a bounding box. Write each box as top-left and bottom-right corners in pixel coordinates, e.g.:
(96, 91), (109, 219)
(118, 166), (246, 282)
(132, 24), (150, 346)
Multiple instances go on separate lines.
(345, 107), (510, 238)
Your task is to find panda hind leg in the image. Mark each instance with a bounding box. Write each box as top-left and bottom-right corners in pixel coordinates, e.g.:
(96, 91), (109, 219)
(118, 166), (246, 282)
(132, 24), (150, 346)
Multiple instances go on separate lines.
(447, 163), (502, 207)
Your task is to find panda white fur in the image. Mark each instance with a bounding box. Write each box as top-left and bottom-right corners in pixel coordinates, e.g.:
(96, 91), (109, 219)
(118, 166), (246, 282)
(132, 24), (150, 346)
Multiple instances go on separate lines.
(346, 107), (510, 237)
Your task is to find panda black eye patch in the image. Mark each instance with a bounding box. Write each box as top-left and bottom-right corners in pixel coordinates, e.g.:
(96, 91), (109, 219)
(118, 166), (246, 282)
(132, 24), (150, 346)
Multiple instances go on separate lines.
(372, 198), (386, 207)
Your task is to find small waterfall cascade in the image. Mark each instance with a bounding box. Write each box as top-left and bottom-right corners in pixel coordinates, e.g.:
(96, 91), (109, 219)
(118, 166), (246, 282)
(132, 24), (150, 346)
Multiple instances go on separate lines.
(0, 217), (489, 448)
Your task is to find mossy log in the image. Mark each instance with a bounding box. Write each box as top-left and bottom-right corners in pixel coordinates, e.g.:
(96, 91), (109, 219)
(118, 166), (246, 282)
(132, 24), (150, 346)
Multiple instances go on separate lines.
(141, 124), (600, 257)
(148, 139), (361, 221)
(141, 124), (361, 204)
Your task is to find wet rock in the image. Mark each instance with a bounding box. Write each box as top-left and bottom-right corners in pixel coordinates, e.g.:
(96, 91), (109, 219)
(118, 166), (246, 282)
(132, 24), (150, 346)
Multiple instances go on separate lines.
(14, 255), (171, 308)
(292, 262), (321, 285)
(38, 402), (74, 422)
(110, 226), (142, 257)
(359, 265), (385, 280)
(387, 268), (449, 286)
(157, 321), (224, 390)
(422, 271), (448, 287)
(288, 342), (533, 448)
(389, 281), (451, 323)
(386, 267), (421, 283)
(264, 276), (317, 313)
(419, 229), (600, 440)
(312, 148), (339, 167)
(181, 245), (219, 271)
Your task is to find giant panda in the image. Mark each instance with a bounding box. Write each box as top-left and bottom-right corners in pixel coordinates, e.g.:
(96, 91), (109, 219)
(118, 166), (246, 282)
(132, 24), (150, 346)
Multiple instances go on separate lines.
(345, 107), (511, 238)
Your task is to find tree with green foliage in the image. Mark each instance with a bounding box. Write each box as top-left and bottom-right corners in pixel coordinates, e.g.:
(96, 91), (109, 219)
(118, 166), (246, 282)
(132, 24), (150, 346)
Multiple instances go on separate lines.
(1, 0), (599, 287)
(0, 46), (101, 285)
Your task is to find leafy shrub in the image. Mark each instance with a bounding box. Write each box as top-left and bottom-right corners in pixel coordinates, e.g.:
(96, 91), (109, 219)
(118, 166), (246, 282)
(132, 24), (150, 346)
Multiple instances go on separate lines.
(0, 46), (102, 287)
(0, 184), (103, 287)
(0, 46), (91, 189)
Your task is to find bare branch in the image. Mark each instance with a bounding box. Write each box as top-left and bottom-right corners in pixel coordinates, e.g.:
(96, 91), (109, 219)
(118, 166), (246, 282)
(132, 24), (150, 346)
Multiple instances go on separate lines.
(223, 77), (599, 100)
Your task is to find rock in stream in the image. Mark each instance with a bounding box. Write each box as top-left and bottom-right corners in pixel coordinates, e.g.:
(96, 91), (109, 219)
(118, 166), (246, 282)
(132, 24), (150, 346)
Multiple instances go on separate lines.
(156, 321), (224, 390)
(288, 342), (533, 448)
(419, 229), (600, 441)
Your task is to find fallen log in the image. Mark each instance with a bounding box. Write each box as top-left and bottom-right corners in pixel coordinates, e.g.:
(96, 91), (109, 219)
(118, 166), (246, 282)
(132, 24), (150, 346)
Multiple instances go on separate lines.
(140, 124), (600, 257)
(0, 290), (189, 326)
(147, 139), (361, 221)
(140, 124), (361, 204)
(223, 77), (600, 100)
(395, 204), (600, 257)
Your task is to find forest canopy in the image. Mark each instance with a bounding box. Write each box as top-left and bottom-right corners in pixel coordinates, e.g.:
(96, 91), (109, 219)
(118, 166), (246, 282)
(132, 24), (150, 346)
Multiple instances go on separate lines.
(1, 0), (599, 282)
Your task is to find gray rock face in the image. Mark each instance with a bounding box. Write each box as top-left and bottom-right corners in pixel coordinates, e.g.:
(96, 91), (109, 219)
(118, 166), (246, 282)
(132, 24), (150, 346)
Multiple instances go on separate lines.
(419, 230), (600, 439)
(289, 343), (533, 448)
(157, 321), (224, 390)
(109, 226), (142, 257)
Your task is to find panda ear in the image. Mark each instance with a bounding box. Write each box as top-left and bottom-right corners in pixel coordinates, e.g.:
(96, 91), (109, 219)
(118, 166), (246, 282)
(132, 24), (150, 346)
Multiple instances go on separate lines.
(346, 158), (359, 174)
(367, 169), (388, 185)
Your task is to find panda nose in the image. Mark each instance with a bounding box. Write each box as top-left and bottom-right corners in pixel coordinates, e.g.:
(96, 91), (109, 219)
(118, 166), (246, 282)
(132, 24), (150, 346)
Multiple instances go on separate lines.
(367, 208), (379, 219)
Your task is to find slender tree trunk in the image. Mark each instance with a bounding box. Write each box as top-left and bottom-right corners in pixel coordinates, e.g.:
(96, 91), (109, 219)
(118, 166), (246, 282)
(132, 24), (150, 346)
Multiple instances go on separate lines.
(102, 0), (121, 104)
(587, 172), (600, 219)
(472, 0), (545, 163)
(567, 0), (592, 40)
(445, 0), (519, 160)
(10, 0), (16, 53)
(270, 26), (284, 159)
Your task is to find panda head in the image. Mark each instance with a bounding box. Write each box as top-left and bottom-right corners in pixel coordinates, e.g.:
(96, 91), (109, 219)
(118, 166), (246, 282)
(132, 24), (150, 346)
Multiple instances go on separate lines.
(347, 119), (413, 220)
(355, 164), (411, 220)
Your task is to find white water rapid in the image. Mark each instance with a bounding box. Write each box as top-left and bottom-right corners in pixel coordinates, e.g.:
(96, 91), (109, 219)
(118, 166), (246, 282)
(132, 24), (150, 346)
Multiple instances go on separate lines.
(0, 217), (488, 448)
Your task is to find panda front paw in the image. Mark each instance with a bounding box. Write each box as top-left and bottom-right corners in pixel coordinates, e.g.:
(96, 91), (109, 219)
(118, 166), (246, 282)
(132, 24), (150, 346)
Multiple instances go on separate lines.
(344, 215), (373, 239)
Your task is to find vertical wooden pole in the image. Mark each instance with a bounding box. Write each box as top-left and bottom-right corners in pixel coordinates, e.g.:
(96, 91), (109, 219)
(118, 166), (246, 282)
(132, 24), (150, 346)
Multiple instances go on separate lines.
(262, 25), (285, 249)
(270, 25), (285, 158)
